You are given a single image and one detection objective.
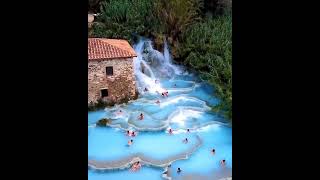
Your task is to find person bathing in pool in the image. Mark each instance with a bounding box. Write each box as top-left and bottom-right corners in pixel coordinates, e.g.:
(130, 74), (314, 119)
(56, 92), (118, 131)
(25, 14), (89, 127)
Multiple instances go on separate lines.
(211, 148), (215, 155)
(156, 99), (160, 105)
(128, 139), (133, 146)
(116, 109), (123, 115)
(220, 159), (226, 166)
(161, 91), (169, 98)
(138, 113), (144, 120)
(183, 138), (188, 143)
(131, 161), (141, 171)
(127, 130), (136, 137)
(177, 167), (182, 173)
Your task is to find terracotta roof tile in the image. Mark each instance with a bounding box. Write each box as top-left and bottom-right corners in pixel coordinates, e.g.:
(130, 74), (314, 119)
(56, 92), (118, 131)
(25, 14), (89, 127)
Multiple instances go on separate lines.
(88, 38), (137, 60)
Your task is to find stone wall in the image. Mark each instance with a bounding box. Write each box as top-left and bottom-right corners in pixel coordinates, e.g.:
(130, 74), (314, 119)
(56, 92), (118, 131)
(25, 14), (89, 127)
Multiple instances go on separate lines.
(88, 58), (137, 105)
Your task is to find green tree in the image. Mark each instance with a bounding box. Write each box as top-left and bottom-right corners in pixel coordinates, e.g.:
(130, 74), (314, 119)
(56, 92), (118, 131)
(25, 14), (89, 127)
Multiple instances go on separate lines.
(153, 0), (203, 41)
(178, 14), (232, 120)
(89, 0), (232, 121)
(90, 0), (156, 43)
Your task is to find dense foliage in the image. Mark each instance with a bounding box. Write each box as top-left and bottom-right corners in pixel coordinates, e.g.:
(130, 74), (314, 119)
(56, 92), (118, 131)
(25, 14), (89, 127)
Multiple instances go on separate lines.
(89, 0), (156, 43)
(89, 0), (232, 120)
(88, 0), (102, 13)
(178, 15), (232, 119)
(152, 0), (203, 40)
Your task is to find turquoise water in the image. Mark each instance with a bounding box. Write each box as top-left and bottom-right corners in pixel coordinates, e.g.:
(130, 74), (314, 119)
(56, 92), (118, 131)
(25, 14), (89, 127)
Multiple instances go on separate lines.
(88, 39), (231, 179)
(88, 126), (199, 161)
(88, 167), (163, 180)
(169, 124), (232, 178)
(88, 75), (232, 180)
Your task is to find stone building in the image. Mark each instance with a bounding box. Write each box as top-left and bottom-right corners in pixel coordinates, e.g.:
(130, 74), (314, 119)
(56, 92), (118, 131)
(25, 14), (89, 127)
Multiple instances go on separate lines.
(88, 38), (137, 105)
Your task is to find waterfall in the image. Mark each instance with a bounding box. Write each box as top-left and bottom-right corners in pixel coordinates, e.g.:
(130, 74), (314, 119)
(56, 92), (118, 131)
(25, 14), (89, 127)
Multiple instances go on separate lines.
(133, 39), (163, 94)
(133, 38), (183, 95)
(163, 40), (182, 76)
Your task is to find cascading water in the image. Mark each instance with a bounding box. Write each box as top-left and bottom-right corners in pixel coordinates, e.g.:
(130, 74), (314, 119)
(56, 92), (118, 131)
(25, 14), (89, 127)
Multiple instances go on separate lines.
(133, 38), (182, 94)
(88, 38), (232, 180)
(133, 40), (159, 94)
(163, 40), (182, 76)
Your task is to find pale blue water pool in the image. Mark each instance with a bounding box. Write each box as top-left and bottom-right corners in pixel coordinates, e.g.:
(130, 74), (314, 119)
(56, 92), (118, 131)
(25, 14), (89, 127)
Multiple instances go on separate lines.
(88, 167), (163, 180)
(88, 39), (232, 180)
(88, 126), (199, 161)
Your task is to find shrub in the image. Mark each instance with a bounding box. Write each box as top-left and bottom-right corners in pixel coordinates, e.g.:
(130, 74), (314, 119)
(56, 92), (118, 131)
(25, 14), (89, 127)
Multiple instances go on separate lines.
(178, 14), (232, 120)
(90, 0), (156, 43)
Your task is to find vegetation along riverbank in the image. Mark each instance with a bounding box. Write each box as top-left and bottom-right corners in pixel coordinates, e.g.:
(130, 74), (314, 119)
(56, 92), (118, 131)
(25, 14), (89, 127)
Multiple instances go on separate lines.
(88, 0), (232, 121)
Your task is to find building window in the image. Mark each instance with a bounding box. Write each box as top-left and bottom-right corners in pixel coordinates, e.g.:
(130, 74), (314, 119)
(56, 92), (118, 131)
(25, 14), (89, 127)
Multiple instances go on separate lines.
(101, 89), (108, 98)
(106, 66), (113, 76)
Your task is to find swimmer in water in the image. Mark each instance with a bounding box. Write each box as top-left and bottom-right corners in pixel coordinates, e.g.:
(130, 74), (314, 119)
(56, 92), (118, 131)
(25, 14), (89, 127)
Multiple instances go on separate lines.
(220, 159), (226, 166)
(128, 139), (133, 146)
(155, 79), (158, 84)
(187, 129), (190, 133)
(116, 109), (123, 115)
(131, 131), (136, 137)
(211, 148), (215, 155)
(156, 100), (160, 104)
(177, 168), (181, 173)
(174, 84), (177, 87)
(139, 113), (144, 120)
(161, 91), (168, 97)
(183, 138), (188, 143)
(144, 87), (148, 92)
(131, 161), (141, 171)
(169, 128), (173, 134)
(126, 130), (130, 136)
